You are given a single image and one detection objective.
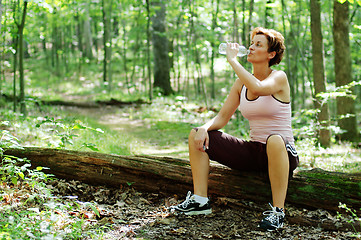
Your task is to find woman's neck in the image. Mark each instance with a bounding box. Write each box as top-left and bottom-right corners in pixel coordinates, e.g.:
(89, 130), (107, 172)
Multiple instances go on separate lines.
(252, 64), (273, 80)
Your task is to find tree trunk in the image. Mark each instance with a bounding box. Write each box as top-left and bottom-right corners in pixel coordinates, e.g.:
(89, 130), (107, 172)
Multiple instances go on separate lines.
(145, 0), (153, 100)
(12, 34), (18, 112)
(152, 0), (172, 95)
(102, 0), (113, 91)
(4, 147), (361, 215)
(18, 0), (28, 116)
(210, 0), (220, 99)
(83, 5), (94, 60)
(75, 12), (83, 67)
(246, 0), (255, 46)
(333, 0), (359, 142)
(121, 20), (130, 94)
(232, 0), (239, 43)
(0, 0), (2, 97)
(265, 0), (273, 29)
(310, 0), (331, 148)
(0, 0), (2, 29)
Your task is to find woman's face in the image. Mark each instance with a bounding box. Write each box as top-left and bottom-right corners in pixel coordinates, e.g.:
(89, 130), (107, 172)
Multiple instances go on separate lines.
(247, 34), (273, 64)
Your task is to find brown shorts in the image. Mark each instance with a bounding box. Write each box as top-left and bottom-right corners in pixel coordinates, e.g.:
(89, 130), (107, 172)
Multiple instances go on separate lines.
(205, 130), (299, 176)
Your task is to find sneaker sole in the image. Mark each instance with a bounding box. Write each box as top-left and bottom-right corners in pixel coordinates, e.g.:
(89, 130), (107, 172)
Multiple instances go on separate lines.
(258, 223), (284, 232)
(184, 209), (212, 215)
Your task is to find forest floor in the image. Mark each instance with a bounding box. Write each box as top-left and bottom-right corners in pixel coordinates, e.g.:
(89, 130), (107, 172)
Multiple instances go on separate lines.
(54, 104), (360, 240)
(49, 175), (358, 240)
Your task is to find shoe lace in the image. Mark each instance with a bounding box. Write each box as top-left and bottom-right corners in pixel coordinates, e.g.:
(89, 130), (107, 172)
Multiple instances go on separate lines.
(262, 203), (284, 226)
(179, 191), (195, 208)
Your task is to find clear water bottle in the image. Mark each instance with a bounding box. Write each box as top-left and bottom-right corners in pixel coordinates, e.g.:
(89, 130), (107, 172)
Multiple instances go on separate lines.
(218, 43), (250, 57)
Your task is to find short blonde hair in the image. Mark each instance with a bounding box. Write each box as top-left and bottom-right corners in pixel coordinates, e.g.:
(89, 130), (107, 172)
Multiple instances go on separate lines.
(250, 27), (286, 67)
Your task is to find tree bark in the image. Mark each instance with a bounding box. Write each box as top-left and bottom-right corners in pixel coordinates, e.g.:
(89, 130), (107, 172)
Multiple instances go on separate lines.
(0, 0), (2, 97)
(246, 0), (254, 46)
(4, 147), (361, 215)
(265, 0), (273, 29)
(152, 0), (172, 95)
(333, 0), (359, 142)
(310, 0), (331, 147)
(0, 0), (2, 30)
(210, 0), (220, 99)
(83, 5), (94, 60)
(17, 0), (28, 116)
(102, 0), (113, 91)
(145, 0), (153, 100)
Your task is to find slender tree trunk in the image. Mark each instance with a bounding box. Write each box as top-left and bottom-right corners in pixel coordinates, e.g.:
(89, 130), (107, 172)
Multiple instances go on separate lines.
(152, 0), (172, 95)
(102, 0), (113, 91)
(265, 0), (273, 29)
(83, 5), (93, 60)
(0, 0), (2, 28)
(12, 35), (18, 112)
(121, 20), (130, 94)
(310, 0), (331, 147)
(232, 0), (239, 43)
(173, 9), (183, 94)
(145, 0), (152, 100)
(18, 0), (28, 116)
(246, 0), (255, 46)
(75, 11), (83, 72)
(210, 0), (219, 99)
(130, 8), (141, 89)
(242, 0), (246, 45)
(333, 0), (358, 142)
(281, 0), (293, 106)
(0, 0), (3, 96)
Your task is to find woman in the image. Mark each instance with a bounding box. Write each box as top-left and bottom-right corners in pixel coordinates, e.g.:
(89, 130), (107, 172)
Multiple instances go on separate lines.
(170, 27), (299, 232)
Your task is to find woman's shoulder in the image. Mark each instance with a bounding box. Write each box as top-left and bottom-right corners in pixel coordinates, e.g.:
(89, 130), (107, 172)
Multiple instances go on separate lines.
(234, 78), (245, 93)
(271, 70), (288, 80)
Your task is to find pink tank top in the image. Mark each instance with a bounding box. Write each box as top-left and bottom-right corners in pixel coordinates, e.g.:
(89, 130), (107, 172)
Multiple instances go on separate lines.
(239, 85), (295, 146)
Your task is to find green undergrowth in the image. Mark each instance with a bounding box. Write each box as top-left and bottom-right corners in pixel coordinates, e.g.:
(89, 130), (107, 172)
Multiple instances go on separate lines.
(0, 129), (107, 239)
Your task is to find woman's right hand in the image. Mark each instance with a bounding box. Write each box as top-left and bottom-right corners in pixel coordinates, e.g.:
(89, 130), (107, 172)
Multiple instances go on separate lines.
(193, 128), (209, 152)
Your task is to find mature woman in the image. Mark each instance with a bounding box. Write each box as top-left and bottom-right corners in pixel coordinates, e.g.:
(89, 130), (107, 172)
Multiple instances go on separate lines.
(170, 27), (299, 232)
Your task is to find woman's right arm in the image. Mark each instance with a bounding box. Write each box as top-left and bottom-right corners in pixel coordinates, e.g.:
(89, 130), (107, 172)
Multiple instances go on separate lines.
(193, 78), (243, 151)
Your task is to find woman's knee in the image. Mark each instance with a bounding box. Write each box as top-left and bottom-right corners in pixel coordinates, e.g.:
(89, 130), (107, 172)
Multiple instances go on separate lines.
(266, 134), (286, 152)
(188, 128), (197, 141)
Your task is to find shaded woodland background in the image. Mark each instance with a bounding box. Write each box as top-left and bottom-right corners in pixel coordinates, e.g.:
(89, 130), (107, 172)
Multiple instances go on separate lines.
(0, 1), (361, 239)
(0, 0), (360, 145)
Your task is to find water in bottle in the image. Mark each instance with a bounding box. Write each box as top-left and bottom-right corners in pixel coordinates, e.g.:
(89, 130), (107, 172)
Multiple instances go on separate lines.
(218, 43), (250, 57)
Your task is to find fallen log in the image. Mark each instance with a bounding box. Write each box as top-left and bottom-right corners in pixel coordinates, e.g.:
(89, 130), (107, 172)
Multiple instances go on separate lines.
(1, 94), (147, 108)
(4, 147), (361, 216)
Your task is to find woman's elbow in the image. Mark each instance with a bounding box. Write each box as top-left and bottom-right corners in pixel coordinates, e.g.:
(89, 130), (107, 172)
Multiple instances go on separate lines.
(249, 87), (262, 96)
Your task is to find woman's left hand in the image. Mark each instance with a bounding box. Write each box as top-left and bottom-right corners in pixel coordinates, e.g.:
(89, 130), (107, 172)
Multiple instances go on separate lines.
(226, 43), (239, 62)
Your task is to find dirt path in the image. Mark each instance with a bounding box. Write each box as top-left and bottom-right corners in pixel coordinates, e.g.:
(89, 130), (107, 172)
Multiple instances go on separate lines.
(64, 105), (189, 158)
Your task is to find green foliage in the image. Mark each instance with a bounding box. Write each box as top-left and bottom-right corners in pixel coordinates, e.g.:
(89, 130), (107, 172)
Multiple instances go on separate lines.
(316, 81), (361, 104)
(337, 203), (361, 238)
(35, 116), (104, 150)
(338, 0), (361, 5)
(0, 128), (108, 239)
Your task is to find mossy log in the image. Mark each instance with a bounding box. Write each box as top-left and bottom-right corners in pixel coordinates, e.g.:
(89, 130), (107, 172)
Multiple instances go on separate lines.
(4, 147), (361, 215)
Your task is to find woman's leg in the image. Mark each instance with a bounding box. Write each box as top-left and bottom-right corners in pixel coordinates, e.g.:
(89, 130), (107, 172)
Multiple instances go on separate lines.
(188, 129), (210, 197)
(266, 135), (289, 209)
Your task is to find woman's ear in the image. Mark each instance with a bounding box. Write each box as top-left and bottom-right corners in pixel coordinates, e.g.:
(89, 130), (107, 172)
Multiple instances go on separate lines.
(268, 51), (276, 60)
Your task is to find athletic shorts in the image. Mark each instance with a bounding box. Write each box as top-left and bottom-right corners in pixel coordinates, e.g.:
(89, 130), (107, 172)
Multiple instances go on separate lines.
(205, 130), (299, 177)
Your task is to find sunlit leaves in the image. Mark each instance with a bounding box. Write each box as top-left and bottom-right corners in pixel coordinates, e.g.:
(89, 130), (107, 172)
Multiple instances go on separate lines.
(316, 81), (361, 103)
(337, 0), (361, 5)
